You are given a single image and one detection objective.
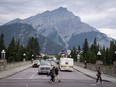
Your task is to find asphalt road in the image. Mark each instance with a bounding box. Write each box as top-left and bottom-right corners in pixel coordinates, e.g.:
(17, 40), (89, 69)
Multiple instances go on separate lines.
(0, 67), (115, 87)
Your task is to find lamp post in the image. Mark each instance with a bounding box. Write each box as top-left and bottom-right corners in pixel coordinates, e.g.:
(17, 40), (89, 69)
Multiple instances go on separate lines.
(1, 49), (6, 59)
(96, 51), (103, 65)
(32, 54), (34, 58)
(97, 51), (101, 60)
(31, 54), (34, 63)
(115, 51), (116, 61)
(77, 54), (80, 62)
(32, 54), (34, 60)
(1, 49), (7, 69)
(23, 53), (26, 62)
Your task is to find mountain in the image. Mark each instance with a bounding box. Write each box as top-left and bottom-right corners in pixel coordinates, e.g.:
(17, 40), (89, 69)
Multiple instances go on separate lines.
(0, 23), (63, 54)
(4, 7), (115, 52)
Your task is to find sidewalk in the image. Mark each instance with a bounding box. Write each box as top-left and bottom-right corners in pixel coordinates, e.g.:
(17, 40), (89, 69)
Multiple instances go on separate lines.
(74, 65), (116, 83)
(0, 64), (31, 79)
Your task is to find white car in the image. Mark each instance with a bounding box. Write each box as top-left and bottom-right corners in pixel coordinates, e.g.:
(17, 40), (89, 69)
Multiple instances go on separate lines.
(32, 60), (40, 68)
(38, 61), (51, 74)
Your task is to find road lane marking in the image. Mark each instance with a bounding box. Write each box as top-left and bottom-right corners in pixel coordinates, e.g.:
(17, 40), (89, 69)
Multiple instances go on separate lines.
(26, 84), (28, 87)
(29, 71), (37, 79)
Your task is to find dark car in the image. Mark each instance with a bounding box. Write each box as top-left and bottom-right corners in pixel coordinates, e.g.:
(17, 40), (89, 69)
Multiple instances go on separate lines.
(32, 60), (40, 68)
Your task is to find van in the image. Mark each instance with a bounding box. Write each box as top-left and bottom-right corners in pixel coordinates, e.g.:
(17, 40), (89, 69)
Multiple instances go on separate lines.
(59, 58), (73, 71)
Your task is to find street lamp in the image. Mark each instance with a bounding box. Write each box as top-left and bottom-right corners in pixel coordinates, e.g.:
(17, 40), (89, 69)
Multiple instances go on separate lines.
(115, 51), (116, 61)
(97, 51), (101, 60)
(77, 54), (80, 62)
(1, 49), (6, 59)
(32, 54), (34, 60)
(32, 54), (34, 57)
(1, 49), (7, 69)
(23, 53), (26, 62)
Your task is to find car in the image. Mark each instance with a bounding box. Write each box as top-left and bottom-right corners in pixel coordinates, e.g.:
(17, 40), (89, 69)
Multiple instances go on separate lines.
(32, 60), (40, 68)
(38, 61), (51, 74)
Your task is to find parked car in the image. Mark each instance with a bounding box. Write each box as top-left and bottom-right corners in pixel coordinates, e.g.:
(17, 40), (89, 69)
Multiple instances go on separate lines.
(38, 61), (51, 74)
(32, 60), (40, 68)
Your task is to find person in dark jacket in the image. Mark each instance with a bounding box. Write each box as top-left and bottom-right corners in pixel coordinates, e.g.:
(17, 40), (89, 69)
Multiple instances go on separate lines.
(48, 66), (55, 83)
(96, 67), (102, 83)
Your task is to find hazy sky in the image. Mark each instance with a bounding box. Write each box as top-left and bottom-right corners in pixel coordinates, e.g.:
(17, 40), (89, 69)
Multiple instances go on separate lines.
(0, 0), (116, 39)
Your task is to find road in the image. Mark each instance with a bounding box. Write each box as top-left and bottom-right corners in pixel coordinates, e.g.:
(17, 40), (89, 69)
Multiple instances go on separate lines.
(0, 67), (116, 87)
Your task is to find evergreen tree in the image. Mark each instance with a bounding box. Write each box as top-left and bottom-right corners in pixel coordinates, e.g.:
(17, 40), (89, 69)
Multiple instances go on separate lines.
(105, 48), (110, 65)
(82, 38), (89, 61)
(26, 37), (40, 60)
(15, 39), (25, 62)
(101, 46), (106, 64)
(7, 36), (16, 62)
(77, 45), (81, 53)
(70, 46), (77, 61)
(0, 33), (6, 58)
(109, 41), (115, 64)
(88, 38), (99, 63)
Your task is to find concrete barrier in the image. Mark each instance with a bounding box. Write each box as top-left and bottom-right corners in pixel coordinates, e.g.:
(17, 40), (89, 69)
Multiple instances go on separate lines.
(74, 62), (116, 77)
(0, 61), (31, 72)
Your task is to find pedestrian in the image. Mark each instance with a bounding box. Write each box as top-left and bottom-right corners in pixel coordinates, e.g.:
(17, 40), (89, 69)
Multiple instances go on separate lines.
(96, 67), (102, 84)
(48, 66), (55, 83)
(55, 66), (61, 82)
(84, 61), (87, 69)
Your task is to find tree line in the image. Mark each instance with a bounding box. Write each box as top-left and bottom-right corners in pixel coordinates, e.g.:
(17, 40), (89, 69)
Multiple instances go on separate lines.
(1, 33), (116, 65)
(70, 38), (116, 65)
(0, 33), (40, 63)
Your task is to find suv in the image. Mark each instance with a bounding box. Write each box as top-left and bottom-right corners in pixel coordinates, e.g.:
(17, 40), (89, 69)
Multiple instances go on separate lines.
(38, 60), (51, 74)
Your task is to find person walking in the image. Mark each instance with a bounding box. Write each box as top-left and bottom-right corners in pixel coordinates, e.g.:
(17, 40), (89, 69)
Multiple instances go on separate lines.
(48, 66), (55, 83)
(55, 66), (61, 82)
(96, 67), (102, 84)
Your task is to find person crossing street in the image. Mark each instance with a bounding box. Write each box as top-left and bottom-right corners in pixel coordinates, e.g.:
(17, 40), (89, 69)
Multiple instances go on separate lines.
(96, 67), (102, 84)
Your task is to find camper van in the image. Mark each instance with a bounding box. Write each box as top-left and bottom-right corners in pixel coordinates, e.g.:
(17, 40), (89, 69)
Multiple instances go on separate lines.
(59, 58), (73, 71)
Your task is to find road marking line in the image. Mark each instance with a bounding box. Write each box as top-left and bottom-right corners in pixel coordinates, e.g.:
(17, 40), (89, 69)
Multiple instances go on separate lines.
(29, 71), (37, 79)
(26, 84), (28, 87)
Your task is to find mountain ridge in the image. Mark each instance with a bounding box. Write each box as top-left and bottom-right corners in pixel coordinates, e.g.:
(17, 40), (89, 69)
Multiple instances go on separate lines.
(2, 7), (115, 53)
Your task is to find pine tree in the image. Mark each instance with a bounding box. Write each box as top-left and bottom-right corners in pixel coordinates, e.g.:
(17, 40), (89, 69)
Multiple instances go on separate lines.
(70, 46), (77, 61)
(0, 33), (6, 57)
(109, 41), (115, 64)
(88, 38), (99, 63)
(26, 37), (40, 60)
(7, 36), (16, 62)
(105, 48), (110, 65)
(82, 38), (89, 61)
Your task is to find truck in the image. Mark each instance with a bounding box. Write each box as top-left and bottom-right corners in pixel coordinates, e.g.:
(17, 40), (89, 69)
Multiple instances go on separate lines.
(59, 57), (73, 71)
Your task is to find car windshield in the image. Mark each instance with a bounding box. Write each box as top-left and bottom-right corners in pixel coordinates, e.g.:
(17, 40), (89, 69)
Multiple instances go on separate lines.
(40, 61), (50, 66)
(33, 60), (39, 63)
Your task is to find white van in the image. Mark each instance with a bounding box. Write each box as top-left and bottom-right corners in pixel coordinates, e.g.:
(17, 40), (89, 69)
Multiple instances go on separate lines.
(59, 58), (73, 71)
